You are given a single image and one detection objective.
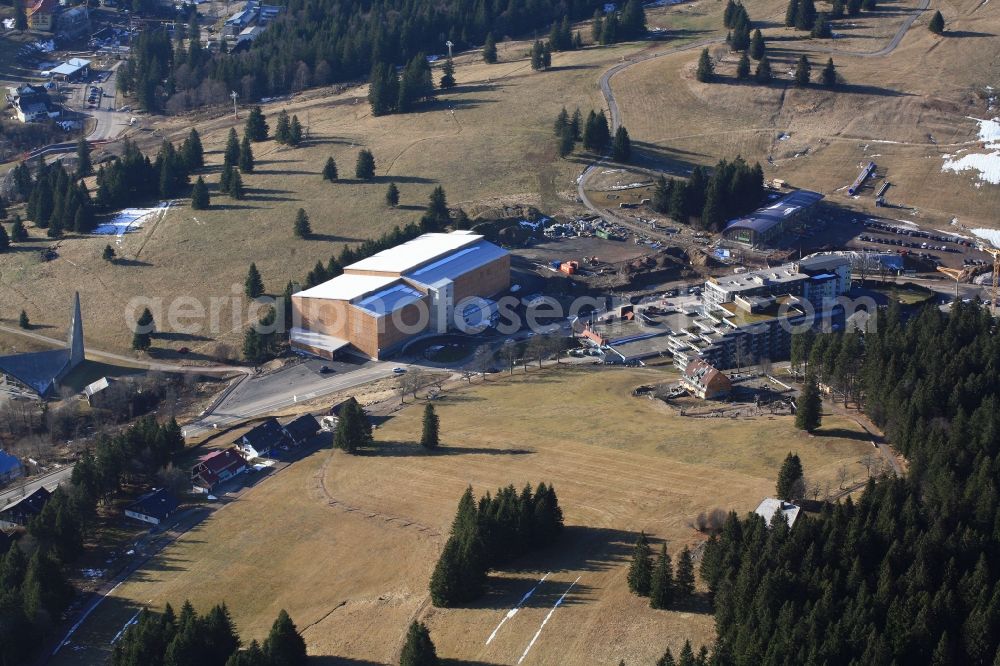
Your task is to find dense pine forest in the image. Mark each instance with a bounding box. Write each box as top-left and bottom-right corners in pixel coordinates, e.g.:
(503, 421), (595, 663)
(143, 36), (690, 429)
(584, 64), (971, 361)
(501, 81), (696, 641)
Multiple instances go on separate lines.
(701, 302), (1000, 664)
(121, 0), (624, 113)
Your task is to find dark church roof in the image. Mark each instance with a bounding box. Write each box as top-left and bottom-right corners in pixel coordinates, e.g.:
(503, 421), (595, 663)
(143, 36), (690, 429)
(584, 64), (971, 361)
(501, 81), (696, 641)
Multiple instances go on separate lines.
(0, 349), (72, 396)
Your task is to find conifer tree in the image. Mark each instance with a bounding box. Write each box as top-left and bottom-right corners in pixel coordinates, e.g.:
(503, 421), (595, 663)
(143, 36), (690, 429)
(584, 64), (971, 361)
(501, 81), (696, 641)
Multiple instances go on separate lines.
(847, 0), (862, 15)
(224, 128), (240, 166)
(558, 125), (575, 157)
(355, 149), (376, 180)
(399, 620), (438, 666)
(274, 110), (291, 144)
(696, 49), (714, 82)
(796, 375), (822, 432)
(754, 56), (773, 83)
(929, 10), (944, 34)
(612, 126), (631, 162)
(775, 452), (805, 499)
(386, 182), (400, 207)
(102, 243), (115, 262)
(531, 40), (546, 70)
(322, 157), (338, 182)
(592, 9), (604, 42)
(228, 170), (245, 200)
(182, 128), (204, 170)
(831, 0), (845, 17)
(293, 208), (311, 238)
(749, 29), (765, 59)
(263, 609), (307, 666)
(420, 403), (440, 449)
(220, 162), (234, 193)
(421, 186), (450, 231)
(0, 196), (6, 220)
(794, 54), (811, 86)
(0, 224), (8, 253)
(191, 176), (210, 209)
(796, 0), (816, 30)
(239, 135), (255, 173)
(245, 105), (269, 141)
(76, 137), (92, 178)
(650, 543), (675, 609)
(675, 546), (695, 598)
(736, 52), (751, 80)
(132, 307), (154, 350)
(820, 58), (838, 87)
(811, 12), (831, 38)
(482, 32), (498, 63)
(785, 0), (800, 26)
(14, 0), (26, 30)
(570, 108), (582, 140)
(652, 175), (673, 214)
(289, 115), (303, 146)
(333, 397), (371, 453)
(19, 310), (29, 329)
(553, 107), (569, 137)
(627, 532), (653, 596)
(724, 0), (738, 27)
(440, 57), (456, 89)
(245, 263), (264, 299)
(861, 0), (876, 10)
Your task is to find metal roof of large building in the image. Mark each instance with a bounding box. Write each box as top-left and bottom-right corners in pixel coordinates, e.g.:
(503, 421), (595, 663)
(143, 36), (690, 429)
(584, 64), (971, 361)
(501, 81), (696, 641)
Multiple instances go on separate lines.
(724, 189), (824, 235)
(0, 349), (71, 396)
(404, 239), (508, 287)
(295, 273), (398, 301)
(346, 230), (482, 275)
(354, 283), (425, 315)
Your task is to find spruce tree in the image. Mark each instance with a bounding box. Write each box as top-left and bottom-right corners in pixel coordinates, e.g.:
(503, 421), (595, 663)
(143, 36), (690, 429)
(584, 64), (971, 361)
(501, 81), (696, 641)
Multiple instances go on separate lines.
(386, 182), (400, 207)
(627, 532), (653, 596)
(289, 115), (303, 146)
(861, 0), (876, 10)
(182, 128), (204, 170)
(558, 125), (575, 157)
(333, 398), (371, 453)
(191, 176), (210, 209)
(0, 195), (6, 220)
(821, 58), (837, 87)
(275, 110), (291, 144)
(775, 452), (805, 499)
(76, 137), (92, 178)
(263, 609), (307, 666)
(18, 310), (28, 329)
(811, 12), (831, 38)
(245, 105), (269, 141)
(355, 149), (376, 180)
(440, 57), (456, 89)
(399, 620), (438, 666)
(102, 243), (115, 262)
(228, 170), (245, 200)
(652, 175), (673, 214)
(239, 135), (255, 173)
(294, 208), (311, 238)
(650, 543), (675, 609)
(929, 10), (944, 34)
(794, 54), (811, 86)
(224, 128), (240, 166)
(322, 157), (338, 182)
(785, 0), (800, 26)
(796, 0), (817, 30)
(755, 56), (773, 83)
(749, 29), (765, 60)
(220, 163), (234, 193)
(0, 224), (8, 253)
(847, 0), (862, 15)
(696, 49), (714, 82)
(482, 32), (498, 63)
(420, 404), (440, 449)
(675, 546), (695, 598)
(612, 126), (631, 162)
(14, 0), (26, 30)
(553, 107), (569, 137)
(796, 375), (822, 431)
(245, 263), (264, 299)
(10, 216), (27, 242)
(531, 40), (545, 70)
(132, 307), (154, 350)
(736, 52), (751, 80)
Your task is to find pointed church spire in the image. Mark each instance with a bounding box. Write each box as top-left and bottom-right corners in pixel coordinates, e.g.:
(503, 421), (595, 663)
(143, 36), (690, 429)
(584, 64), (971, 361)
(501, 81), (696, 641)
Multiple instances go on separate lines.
(68, 292), (85, 367)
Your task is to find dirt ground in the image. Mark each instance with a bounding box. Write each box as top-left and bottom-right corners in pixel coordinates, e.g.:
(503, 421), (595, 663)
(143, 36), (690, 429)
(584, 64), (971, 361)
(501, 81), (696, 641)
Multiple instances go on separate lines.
(53, 366), (875, 666)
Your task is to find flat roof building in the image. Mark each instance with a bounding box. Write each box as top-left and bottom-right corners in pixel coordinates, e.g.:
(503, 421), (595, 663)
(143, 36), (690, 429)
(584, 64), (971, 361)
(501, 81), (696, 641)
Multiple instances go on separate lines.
(754, 498), (801, 528)
(50, 57), (91, 80)
(292, 231), (510, 359)
(723, 189), (823, 248)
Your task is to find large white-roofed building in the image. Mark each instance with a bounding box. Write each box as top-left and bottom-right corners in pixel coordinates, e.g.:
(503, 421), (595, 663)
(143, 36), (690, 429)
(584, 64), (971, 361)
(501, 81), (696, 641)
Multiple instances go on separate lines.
(291, 231), (510, 359)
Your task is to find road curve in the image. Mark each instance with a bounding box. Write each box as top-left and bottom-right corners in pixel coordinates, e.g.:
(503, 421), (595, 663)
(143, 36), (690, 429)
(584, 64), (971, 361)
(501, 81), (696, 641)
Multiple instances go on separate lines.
(581, 0), (931, 212)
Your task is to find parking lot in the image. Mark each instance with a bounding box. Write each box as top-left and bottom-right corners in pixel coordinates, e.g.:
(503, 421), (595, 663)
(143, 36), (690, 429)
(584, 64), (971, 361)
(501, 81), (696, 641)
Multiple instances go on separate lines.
(853, 219), (988, 269)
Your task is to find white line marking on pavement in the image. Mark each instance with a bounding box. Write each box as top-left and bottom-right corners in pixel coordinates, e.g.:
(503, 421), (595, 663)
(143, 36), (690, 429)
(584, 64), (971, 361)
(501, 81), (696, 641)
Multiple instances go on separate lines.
(516, 576), (580, 665)
(485, 573), (550, 645)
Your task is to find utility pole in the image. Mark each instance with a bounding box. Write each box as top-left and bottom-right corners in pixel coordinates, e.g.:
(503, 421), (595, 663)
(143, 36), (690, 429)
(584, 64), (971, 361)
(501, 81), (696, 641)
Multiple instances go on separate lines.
(230, 90), (238, 119)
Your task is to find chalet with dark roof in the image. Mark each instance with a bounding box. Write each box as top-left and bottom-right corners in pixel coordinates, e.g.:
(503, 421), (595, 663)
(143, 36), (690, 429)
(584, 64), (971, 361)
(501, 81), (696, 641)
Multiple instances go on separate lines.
(0, 486), (51, 528)
(282, 414), (320, 445)
(125, 488), (179, 525)
(236, 418), (287, 460)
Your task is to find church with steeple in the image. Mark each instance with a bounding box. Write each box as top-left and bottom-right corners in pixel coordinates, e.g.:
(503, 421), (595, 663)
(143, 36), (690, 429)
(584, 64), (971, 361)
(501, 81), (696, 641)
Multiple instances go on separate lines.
(0, 293), (86, 398)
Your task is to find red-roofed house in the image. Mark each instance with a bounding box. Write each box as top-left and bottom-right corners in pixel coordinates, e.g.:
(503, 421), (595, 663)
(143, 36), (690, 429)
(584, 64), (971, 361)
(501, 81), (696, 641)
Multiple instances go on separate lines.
(27, 0), (57, 32)
(191, 448), (246, 492)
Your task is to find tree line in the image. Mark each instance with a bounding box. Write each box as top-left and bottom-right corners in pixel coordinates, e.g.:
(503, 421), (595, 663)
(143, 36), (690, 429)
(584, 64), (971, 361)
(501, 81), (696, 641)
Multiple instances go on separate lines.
(430, 483), (564, 606)
(626, 532), (697, 610)
(117, 0), (615, 114)
(111, 601), (307, 666)
(698, 301), (1000, 664)
(650, 156), (764, 231)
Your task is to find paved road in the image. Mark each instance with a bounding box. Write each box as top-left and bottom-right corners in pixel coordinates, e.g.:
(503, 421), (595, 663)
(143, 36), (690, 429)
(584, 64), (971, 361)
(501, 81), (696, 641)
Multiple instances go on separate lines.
(0, 323), (251, 375)
(0, 466), (74, 507)
(579, 0), (931, 218)
(182, 359), (404, 438)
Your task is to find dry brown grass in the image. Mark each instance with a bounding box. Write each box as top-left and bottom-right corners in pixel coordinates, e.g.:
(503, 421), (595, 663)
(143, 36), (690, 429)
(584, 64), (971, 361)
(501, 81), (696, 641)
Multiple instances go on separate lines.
(53, 367), (874, 665)
(611, 0), (1000, 227)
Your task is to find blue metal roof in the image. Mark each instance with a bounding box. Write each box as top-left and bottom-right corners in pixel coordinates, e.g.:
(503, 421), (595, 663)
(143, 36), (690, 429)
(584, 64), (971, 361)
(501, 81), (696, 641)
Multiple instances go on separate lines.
(404, 240), (508, 287)
(724, 189), (824, 235)
(354, 283), (425, 315)
(0, 450), (20, 476)
(0, 349), (71, 396)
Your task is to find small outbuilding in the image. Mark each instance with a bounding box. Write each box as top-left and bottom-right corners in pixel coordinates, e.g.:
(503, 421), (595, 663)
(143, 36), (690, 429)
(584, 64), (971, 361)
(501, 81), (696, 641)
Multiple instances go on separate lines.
(124, 488), (179, 526)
